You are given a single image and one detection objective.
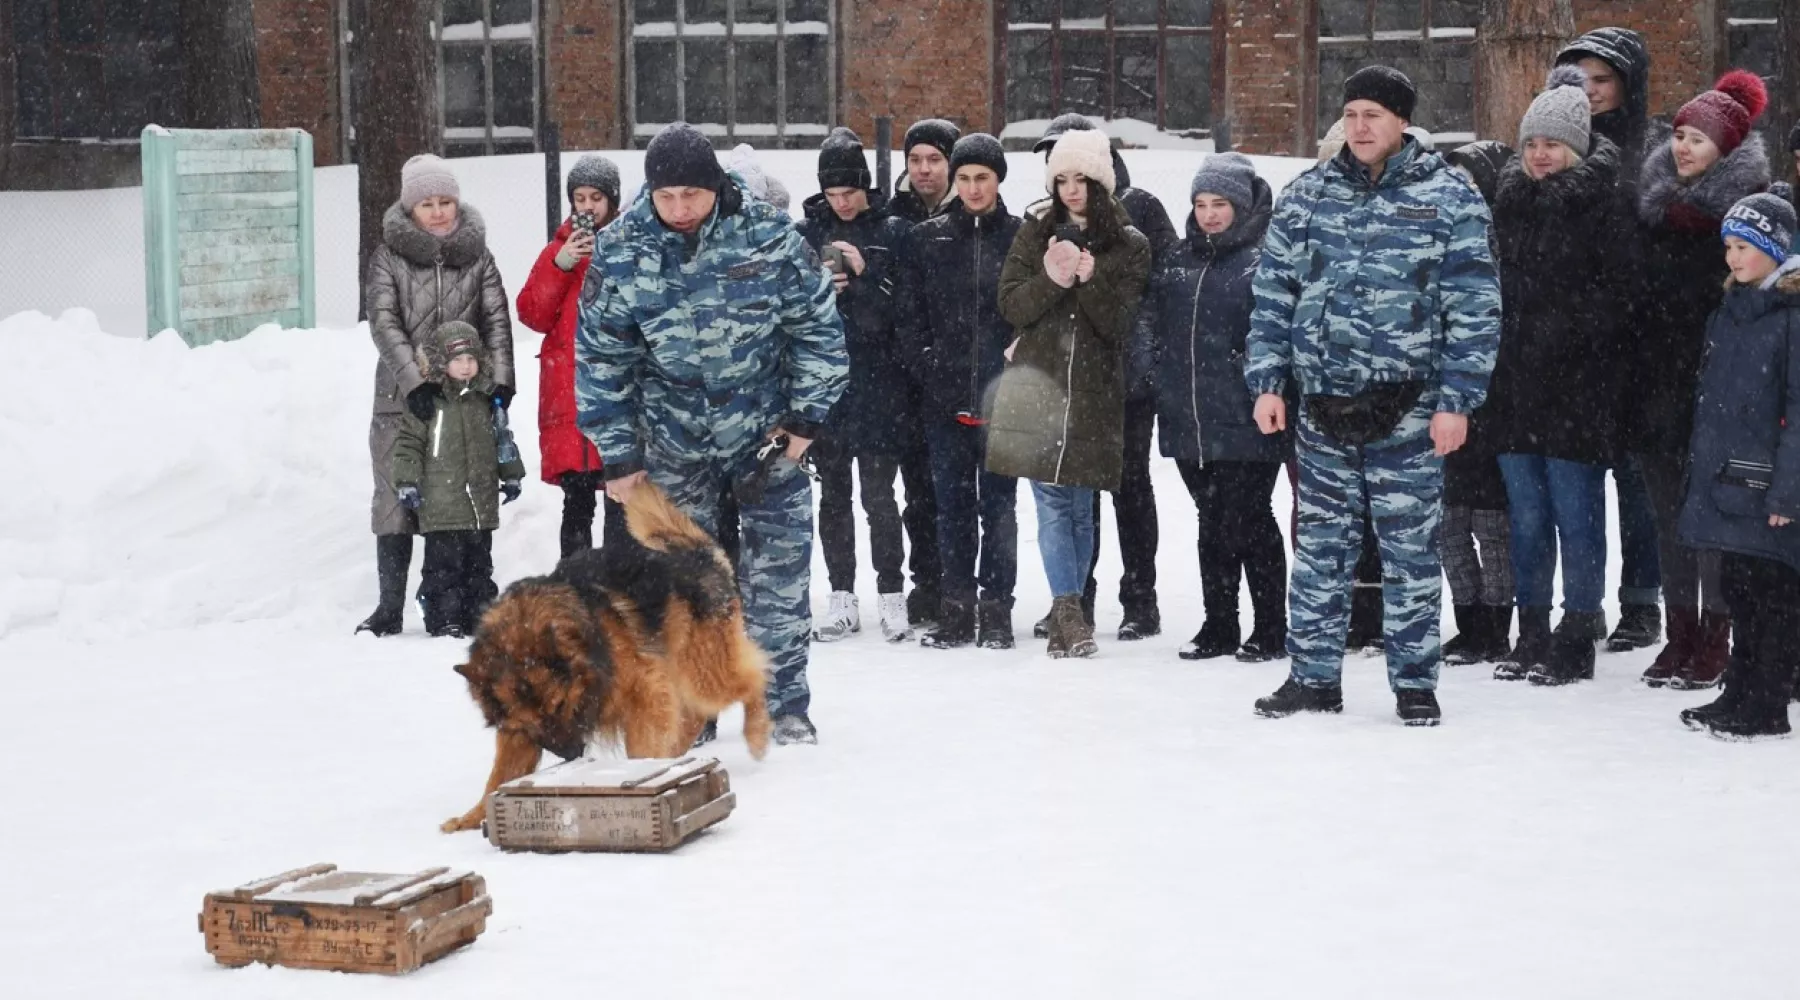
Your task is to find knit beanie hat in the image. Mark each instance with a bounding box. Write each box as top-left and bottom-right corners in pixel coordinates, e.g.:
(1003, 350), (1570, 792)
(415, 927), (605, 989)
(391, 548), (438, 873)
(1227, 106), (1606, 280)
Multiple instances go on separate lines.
(1674, 70), (1769, 157)
(1045, 128), (1116, 195)
(727, 144), (790, 211)
(644, 123), (727, 192)
(565, 153), (621, 206)
(1189, 152), (1257, 214)
(1519, 64), (1593, 156)
(904, 118), (961, 162)
(435, 320), (482, 361)
(1343, 66), (1416, 121)
(949, 133), (1008, 182)
(400, 154), (459, 210)
(1722, 192), (1796, 264)
(1033, 112), (1095, 154)
(817, 127), (871, 190)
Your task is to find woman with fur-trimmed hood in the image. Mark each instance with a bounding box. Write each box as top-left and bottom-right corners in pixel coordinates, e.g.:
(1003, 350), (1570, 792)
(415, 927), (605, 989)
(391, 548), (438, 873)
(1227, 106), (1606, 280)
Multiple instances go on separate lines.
(1630, 71), (1773, 689)
(988, 127), (1151, 659)
(357, 154), (514, 637)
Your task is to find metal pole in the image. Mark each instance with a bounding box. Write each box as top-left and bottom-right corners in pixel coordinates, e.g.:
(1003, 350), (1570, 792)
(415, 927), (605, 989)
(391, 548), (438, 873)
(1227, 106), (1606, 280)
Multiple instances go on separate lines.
(874, 115), (892, 197)
(543, 120), (562, 241)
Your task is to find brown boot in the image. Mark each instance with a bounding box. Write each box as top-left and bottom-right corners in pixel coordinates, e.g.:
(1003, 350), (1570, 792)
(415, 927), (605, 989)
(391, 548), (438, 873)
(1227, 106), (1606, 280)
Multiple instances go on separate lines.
(1045, 597), (1071, 658)
(1671, 611), (1732, 690)
(1055, 594), (1097, 659)
(1642, 607), (1698, 688)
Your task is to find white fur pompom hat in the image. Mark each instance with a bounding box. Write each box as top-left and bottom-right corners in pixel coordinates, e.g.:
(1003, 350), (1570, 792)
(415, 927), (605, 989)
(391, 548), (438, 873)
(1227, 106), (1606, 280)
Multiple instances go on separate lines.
(1045, 128), (1116, 195)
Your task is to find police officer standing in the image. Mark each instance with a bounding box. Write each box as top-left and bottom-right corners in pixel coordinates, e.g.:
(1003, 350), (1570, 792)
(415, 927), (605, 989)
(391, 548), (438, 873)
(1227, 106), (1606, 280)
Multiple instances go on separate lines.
(575, 123), (848, 745)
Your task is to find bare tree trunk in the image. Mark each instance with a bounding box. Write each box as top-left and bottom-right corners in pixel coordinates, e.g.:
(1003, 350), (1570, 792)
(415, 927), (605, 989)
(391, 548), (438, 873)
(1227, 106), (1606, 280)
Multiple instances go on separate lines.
(180, 0), (261, 128)
(353, 0), (439, 319)
(1475, 0), (1574, 143)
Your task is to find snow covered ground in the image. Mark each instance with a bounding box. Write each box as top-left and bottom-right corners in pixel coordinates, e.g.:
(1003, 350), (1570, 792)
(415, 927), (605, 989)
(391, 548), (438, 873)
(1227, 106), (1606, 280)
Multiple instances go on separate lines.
(3, 147), (1795, 996)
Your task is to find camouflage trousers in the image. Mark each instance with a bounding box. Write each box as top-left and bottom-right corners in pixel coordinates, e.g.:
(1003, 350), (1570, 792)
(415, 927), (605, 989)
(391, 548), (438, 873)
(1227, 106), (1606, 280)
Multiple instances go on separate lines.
(647, 441), (815, 718)
(1289, 398), (1445, 691)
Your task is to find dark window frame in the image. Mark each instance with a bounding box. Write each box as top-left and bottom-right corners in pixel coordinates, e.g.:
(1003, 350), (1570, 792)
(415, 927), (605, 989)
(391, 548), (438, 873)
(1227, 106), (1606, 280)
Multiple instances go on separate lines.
(1315, 0), (1479, 144)
(12, 0), (184, 142)
(435, 0), (542, 157)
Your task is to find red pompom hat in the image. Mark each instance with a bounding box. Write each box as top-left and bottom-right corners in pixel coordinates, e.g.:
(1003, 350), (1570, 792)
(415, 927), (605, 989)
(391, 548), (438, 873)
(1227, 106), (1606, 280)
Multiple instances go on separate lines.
(1674, 70), (1769, 156)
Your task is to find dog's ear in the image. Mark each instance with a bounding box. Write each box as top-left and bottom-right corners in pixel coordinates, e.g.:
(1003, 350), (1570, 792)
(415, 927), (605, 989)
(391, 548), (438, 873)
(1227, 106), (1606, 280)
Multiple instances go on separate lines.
(453, 662), (473, 679)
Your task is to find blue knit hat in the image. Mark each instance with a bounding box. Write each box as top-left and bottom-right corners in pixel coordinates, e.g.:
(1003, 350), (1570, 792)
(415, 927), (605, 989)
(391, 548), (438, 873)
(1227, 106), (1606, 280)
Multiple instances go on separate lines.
(1723, 193), (1797, 264)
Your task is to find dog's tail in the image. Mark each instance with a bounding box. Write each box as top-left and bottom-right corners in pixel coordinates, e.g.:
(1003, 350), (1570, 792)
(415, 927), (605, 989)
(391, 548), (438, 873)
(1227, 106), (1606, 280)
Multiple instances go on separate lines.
(622, 483), (715, 553)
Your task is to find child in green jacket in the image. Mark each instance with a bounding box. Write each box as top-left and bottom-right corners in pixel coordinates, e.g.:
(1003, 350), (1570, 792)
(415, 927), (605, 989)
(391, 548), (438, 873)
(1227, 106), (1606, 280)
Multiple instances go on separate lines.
(393, 321), (527, 638)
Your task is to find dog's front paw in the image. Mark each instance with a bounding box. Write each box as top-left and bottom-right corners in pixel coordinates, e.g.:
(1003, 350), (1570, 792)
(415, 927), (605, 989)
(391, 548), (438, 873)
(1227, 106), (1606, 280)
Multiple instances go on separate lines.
(440, 814), (481, 834)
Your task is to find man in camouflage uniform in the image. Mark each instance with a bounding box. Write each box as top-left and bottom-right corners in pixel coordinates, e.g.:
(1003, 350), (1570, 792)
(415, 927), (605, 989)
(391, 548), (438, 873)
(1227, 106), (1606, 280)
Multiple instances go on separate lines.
(1244, 66), (1501, 726)
(575, 123), (848, 745)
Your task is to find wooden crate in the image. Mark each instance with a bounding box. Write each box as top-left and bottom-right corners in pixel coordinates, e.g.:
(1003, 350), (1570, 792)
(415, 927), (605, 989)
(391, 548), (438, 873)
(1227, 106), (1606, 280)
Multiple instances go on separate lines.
(198, 864), (491, 974)
(485, 756), (735, 853)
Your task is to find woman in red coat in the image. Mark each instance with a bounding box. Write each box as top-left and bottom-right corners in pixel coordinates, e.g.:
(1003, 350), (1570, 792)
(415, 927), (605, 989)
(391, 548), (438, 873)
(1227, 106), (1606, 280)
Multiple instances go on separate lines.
(516, 154), (625, 557)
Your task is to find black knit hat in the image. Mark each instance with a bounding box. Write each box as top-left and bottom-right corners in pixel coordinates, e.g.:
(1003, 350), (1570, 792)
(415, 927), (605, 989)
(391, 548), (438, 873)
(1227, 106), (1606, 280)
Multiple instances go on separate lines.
(817, 127), (871, 191)
(904, 118), (960, 161)
(644, 123), (726, 192)
(1344, 65), (1417, 121)
(565, 153), (621, 205)
(949, 133), (1008, 182)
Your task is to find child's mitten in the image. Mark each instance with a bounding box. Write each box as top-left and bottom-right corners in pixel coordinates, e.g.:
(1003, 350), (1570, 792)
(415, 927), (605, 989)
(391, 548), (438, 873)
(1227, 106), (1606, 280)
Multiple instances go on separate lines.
(397, 484), (423, 510)
(500, 480), (521, 505)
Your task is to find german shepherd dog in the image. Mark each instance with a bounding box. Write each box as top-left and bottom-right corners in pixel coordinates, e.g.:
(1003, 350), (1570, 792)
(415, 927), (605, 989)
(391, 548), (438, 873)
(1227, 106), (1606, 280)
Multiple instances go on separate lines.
(440, 484), (771, 833)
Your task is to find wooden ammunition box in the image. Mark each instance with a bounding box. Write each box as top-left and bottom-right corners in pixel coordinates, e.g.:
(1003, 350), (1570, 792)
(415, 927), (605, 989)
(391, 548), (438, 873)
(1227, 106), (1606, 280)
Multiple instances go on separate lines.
(485, 756), (735, 853)
(198, 864), (490, 974)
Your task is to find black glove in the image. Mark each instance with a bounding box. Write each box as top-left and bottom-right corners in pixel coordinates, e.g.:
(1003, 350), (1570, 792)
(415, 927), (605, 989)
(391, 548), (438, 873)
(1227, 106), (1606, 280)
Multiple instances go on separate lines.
(396, 485), (422, 510)
(406, 383), (441, 422)
(500, 480), (521, 505)
(493, 384), (515, 410)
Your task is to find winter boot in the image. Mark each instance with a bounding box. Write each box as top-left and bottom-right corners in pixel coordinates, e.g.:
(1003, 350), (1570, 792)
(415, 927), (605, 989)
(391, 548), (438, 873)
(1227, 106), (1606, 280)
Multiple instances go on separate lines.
(690, 718), (719, 748)
(1044, 601), (1071, 659)
(877, 591), (913, 642)
(1179, 619), (1240, 661)
(1529, 612), (1601, 686)
(812, 591), (861, 642)
(1496, 607), (1552, 681)
(1588, 612), (1610, 642)
(907, 586), (941, 628)
(976, 599), (1015, 650)
(1642, 606), (1698, 687)
(355, 535), (412, 637)
(1236, 622), (1287, 662)
(1704, 709), (1793, 741)
(921, 597), (975, 649)
(1607, 603), (1662, 652)
(1442, 605), (1483, 665)
(1032, 610), (1052, 640)
(771, 713), (818, 746)
(1346, 587), (1384, 654)
(1053, 595), (1097, 658)
(1670, 611), (1731, 690)
(1117, 604), (1161, 641)
(1395, 689), (1442, 727)
(1254, 678), (1344, 718)
(1475, 605), (1515, 663)
(1680, 652), (1749, 731)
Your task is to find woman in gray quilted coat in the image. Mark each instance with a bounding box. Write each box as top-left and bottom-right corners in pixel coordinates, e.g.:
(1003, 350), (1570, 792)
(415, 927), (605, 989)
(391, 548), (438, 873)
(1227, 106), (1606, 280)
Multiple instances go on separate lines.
(355, 154), (514, 636)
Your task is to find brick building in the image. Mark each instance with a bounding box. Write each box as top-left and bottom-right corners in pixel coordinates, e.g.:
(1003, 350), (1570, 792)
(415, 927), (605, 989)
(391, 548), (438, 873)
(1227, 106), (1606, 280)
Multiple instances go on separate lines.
(0, 0), (1784, 190)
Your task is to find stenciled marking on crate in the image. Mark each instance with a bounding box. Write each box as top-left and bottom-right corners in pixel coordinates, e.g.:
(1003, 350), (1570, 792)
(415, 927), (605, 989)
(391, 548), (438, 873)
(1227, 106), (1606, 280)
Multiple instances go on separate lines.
(218, 903), (388, 958)
(503, 796), (656, 834)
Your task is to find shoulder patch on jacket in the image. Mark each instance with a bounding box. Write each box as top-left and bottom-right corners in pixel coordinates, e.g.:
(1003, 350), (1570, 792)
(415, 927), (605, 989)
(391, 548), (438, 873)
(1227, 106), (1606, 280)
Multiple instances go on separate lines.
(1395, 206), (1439, 221)
(727, 260), (769, 280)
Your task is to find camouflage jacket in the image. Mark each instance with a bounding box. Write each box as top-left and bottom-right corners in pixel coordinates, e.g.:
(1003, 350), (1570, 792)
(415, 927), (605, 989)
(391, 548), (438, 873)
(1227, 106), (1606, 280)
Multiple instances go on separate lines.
(573, 178), (848, 478)
(1244, 139), (1501, 415)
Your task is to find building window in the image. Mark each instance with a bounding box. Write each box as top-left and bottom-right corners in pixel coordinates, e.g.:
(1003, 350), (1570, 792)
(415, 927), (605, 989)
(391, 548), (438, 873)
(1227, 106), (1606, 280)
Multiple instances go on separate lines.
(1001, 1), (1217, 142)
(629, 0), (835, 150)
(1317, 0), (1478, 145)
(437, 0), (541, 156)
(1728, 0), (1780, 91)
(12, 0), (184, 140)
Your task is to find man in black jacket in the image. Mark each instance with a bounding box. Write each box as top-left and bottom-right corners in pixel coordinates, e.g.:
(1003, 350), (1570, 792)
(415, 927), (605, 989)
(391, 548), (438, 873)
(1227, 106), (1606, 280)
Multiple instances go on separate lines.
(1029, 114), (1176, 639)
(894, 134), (1023, 649)
(797, 127), (941, 644)
(1553, 27), (1665, 650)
(889, 118), (961, 224)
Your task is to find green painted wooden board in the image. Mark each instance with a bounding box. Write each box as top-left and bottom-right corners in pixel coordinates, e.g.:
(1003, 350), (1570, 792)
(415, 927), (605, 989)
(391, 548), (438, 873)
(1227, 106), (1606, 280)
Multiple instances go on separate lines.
(179, 279), (301, 321)
(180, 240), (299, 268)
(178, 171), (298, 196)
(180, 256), (301, 287)
(178, 190), (299, 213)
(177, 225), (297, 251)
(184, 207), (300, 232)
(176, 148), (299, 174)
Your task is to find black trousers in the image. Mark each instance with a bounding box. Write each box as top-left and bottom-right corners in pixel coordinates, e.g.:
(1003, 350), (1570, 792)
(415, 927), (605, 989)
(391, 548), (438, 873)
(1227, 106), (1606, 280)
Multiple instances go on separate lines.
(420, 529), (496, 630)
(1721, 552), (1800, 712)
(559, 471), (628, 558)
(1176, 459), (1286, 629)
(816, 444), (941, 595)
(1084, 394), (1160, 614)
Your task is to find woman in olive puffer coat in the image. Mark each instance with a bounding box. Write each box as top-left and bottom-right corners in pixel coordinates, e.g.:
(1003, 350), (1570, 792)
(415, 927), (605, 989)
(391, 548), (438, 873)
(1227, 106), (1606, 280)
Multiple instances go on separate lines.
(988, 128), (1151, 659)
(356, 154), (514, 637)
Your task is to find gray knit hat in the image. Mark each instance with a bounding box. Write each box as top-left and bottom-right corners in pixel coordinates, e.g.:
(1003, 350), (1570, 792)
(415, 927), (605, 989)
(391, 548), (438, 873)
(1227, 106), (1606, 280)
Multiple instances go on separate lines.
(565, 154), (621, 206)
(1190, 153), (1257, 214)
(1519, 64), (1592, 156)
(400, 154), (459, 210)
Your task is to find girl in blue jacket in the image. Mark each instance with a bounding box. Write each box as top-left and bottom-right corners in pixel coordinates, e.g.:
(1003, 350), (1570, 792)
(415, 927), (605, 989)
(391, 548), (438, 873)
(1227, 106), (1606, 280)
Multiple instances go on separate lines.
(1676, 193), (1800, 741)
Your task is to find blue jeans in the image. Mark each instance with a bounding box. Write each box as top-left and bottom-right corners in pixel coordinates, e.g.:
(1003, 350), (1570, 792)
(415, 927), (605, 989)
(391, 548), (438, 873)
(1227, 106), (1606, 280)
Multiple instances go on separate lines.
(924, 419), (1018, 604)
(1613, 457), (1662, 605)
(1031, 482), (1097, 598)
(1498, 454), (1607, 614)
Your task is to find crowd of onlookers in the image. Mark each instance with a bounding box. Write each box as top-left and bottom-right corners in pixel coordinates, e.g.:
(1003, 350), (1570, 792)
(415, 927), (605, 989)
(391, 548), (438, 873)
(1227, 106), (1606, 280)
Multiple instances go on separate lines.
(350, 25), (1800, 745)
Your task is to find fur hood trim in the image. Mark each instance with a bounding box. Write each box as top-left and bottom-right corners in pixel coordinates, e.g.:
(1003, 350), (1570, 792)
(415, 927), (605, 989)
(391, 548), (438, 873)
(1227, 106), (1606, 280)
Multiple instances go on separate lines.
(1638, 133), (1772, 228)
(382, 201), (492, 269)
